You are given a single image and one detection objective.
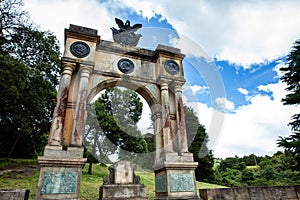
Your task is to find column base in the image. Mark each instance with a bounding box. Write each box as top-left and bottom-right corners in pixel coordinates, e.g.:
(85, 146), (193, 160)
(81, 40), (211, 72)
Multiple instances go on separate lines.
(35, 145), (86, 200)
(154, 156), (200, 200)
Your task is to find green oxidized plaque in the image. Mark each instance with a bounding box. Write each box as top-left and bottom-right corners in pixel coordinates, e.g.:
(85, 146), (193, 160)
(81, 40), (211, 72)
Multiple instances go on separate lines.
(155, 174), (167, 193)
(169, 174), (194, 192)
(41, 172), (77, 194)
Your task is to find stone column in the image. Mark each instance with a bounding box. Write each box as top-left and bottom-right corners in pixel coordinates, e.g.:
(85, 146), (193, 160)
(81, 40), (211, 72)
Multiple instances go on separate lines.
(174, 84), (188, 153)
(160, 82), (174, 152)
(71, 65), (92, 146)
(152, 112), (163, 165)
(49, 62), (75, 146)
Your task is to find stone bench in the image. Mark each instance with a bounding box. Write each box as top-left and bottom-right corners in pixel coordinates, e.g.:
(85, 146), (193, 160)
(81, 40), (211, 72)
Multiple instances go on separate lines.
(0, 189), (30, 200)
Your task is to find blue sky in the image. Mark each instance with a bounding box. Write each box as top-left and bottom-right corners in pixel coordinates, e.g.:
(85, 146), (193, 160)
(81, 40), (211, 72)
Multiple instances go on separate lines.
(24, 0), (300, 158)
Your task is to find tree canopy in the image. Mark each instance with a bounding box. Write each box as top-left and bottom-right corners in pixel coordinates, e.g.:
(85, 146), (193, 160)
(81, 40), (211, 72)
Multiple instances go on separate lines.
(278, 39), (300, 171)
(0, 0), (60, 158)
(84, 87), (148, 164)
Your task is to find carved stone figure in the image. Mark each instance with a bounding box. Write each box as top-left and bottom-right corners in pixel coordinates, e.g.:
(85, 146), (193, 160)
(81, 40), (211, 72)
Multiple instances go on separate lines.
(111, 18), (142, 46)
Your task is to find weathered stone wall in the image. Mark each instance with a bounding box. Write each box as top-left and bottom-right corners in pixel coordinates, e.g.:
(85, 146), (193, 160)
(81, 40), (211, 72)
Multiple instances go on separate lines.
(200, 185), (300, 200)
(0, 189), (29, 200)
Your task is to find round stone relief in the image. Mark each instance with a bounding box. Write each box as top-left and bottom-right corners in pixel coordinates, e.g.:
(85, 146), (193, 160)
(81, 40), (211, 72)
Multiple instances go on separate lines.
(117, 58), (135, 74)
(164, 60), (180, 75)
(70, 41), (90, 58)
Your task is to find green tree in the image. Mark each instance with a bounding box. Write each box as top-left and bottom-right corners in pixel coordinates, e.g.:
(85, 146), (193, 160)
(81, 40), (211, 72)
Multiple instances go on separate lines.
(278, 39), (300, 171)
(0, 0), (60, 158)
(0, 0), (29, 52)
(93, 87), (148, 162)
(0, 54), (57, 158)
(185, 106), (215, 182)
(218, 156), (246, 172)
(241, 168), (255, 184)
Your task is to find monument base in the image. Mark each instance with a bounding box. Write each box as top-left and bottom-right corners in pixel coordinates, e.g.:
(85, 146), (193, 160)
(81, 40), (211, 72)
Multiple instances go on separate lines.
(99, 184), (148, 200)
(99, 161), (148, 200)
(35, 145), (86, 200)
(154, 153), (200, 200)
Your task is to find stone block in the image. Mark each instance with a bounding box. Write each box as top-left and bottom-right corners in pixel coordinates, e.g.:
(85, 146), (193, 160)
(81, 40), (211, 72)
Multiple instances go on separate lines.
(99, 184), (147, 200)
(43, 145), (84, 159)
(0, 189), (29, 200)
(114, 161), (134, 184)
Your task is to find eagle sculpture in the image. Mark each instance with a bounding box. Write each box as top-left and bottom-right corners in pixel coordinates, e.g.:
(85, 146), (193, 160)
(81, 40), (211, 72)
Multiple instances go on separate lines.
(111, 18), (142, 46)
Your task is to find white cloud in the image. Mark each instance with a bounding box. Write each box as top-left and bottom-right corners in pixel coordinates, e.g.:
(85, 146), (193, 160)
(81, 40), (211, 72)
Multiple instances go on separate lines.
(185, 81), (297, 158)
(216, 97), (235, 112)
(136, 97), (152, 134)
(24, 0), (115, 52)
(24, 0), (300, 67)
(183, 84), (209, 95)
(237, 88), (249, 95)
(273, 60), (287, 79)
(169, 34), (210, 60)
(116, 0), (300, 67)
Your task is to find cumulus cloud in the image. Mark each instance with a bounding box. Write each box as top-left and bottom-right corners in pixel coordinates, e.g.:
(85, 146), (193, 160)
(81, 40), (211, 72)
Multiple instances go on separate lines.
(238, 88), (249, 95)
(184, 81), (297, 158)
(25, 0), (300, 67)
(215, 97), (235, 112)
(115, 0), (300, 67)
(183, 84), (209, 95)
(169, 34), (210, 60)
(24, 0), (115, 51)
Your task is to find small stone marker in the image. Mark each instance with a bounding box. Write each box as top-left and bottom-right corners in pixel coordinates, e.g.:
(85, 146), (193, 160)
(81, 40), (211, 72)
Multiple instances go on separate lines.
(99, 161), (147, 200)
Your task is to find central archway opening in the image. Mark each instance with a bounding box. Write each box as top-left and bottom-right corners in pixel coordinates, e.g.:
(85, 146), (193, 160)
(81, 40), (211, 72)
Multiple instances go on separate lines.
(84, 85), (155, 169)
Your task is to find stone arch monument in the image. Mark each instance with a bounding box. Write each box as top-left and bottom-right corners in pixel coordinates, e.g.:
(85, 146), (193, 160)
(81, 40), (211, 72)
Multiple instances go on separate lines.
(36, 24), (200, 200)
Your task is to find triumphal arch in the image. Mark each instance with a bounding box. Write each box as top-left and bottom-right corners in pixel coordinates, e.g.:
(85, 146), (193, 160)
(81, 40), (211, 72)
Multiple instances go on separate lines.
(36, 22), (200, 200)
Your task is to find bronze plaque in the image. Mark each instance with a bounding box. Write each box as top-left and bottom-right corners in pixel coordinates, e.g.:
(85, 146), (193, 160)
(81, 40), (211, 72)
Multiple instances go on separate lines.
(169, 173), (194, 192)
(41, 172), (77, 194)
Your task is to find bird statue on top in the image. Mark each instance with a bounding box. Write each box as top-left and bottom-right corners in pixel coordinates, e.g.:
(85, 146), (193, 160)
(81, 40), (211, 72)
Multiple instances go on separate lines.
(111, 18), (142, 46)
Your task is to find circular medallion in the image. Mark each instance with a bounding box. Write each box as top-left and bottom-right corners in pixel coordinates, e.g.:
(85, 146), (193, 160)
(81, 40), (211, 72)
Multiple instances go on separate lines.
(117, 58), (135, 74)
(70, 41), (90, 58)
(164, 60), (180, 75)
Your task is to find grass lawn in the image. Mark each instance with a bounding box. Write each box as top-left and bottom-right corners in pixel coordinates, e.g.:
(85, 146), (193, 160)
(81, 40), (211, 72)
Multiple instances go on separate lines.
(0, 159), (226, 200)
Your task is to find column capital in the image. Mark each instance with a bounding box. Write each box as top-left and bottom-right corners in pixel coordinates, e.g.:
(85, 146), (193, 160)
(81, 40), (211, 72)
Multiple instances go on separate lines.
(173, 84), (183, 93)
(160, 82), (169, 91)
(171, 80), (185, 88)
(151, 112), (162, 121)
(157, 76), (171, 86)
(79, 64), (93, 74)
(61, 62), (76, 75)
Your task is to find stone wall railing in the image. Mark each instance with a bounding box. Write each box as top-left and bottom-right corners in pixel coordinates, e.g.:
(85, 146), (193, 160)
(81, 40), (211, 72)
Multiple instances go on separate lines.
(200, 185), (300, 200)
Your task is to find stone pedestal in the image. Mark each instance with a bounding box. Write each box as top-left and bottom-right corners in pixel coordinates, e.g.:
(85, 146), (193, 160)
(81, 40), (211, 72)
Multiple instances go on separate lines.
(99, 161), (148, 200)
(154, 153), (200, 200)
(35, 146), (86, 200)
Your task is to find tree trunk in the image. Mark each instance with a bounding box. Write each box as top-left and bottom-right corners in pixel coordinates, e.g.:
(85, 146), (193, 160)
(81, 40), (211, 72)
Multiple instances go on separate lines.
(6, 133), (21, 159)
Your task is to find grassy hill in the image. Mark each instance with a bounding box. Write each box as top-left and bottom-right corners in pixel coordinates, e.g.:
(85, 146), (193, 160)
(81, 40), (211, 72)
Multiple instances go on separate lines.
(0, 159), (226, 200)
